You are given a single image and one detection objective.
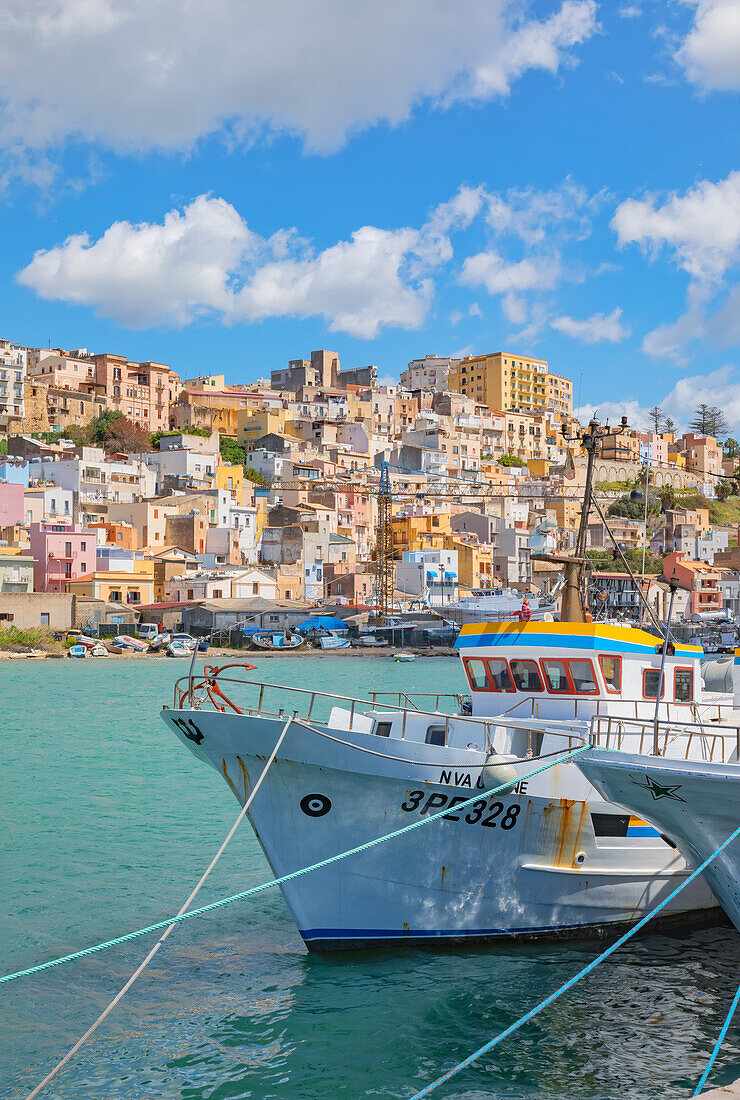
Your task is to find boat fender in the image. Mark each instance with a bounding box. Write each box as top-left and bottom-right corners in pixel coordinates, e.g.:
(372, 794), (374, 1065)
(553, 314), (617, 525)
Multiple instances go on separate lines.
(480, 753), (519, 791)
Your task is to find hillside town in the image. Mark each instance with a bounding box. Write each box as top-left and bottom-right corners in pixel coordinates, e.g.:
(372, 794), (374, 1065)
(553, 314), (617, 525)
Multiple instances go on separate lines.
(1, 336), (739, 650)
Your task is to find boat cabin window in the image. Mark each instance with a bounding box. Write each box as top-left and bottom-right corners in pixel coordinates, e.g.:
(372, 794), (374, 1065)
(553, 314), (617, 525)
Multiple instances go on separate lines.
(599, 655), (622, 694)
(375, 721), (393, 737)
(569, 659), (599, 695)
(510, 659), (544, 693)
(464, 658), (490, 691)
(643, 668), (665, 699)
(541, 659), (571, 694)
(487, 659), (516, 693)
(425, 724), (446, 747)
(674, 668), (694, 703)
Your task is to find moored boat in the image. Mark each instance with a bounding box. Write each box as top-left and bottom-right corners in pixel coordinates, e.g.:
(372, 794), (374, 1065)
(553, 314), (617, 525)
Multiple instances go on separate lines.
(162, 621), (722, 951)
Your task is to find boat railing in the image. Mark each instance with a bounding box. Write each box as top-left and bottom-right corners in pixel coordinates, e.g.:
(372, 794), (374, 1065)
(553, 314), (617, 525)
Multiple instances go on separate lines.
(172, 670), (588, 753)
(589, 713), (740, 763)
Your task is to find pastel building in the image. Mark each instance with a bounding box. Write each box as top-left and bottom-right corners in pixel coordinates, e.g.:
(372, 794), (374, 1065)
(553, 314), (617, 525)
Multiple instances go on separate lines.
(29, 522), (96, 593)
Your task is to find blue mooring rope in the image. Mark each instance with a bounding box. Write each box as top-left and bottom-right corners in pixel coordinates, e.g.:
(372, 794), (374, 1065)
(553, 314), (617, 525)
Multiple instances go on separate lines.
(408, 817), (740, 1099)
(692, 980), (740, 1097)
(0, 745), (588, 987)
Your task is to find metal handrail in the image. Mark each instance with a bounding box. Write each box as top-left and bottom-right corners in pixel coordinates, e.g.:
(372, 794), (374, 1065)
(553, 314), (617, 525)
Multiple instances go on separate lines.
(589, 712), (740, 762)
(172, 672), (589, 745)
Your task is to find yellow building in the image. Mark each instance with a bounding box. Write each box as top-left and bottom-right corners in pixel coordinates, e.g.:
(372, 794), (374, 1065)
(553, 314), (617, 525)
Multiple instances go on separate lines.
(237, 408), (294, 450)
(449, 352), (572, 417)
(67, 561), (155, 606)
(443, 534), (494, 591)
(217, 463), (244, 499)
(391, 512), (452, 555)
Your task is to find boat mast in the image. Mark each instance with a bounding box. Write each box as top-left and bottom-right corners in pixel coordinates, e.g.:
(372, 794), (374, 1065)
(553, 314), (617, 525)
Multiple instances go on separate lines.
(559, 415), (629, 623)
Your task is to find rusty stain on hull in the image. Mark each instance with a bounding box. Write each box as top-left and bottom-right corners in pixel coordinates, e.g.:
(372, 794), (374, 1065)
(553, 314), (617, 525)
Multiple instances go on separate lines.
(540, 798), (590, 869)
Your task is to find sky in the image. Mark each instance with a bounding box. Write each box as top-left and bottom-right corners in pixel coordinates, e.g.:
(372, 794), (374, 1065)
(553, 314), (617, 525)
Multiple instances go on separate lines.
(0, 0), (739, 431)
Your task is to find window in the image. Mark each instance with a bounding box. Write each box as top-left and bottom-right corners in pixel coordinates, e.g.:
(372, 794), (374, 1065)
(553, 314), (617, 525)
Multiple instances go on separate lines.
(599, 655), (622, 693)
(252, 582), (259, 595)
(425, 724), (446, 747)
(675, 668), (694, 703)
(510, 659), (544, 692)
(40, 613), (49, 627)
(464, 658), (490, 690)
(569, 659), (599, 694)
(187, 588), (194, 600)
(487, 658), (515, 692)
(64, 541), (72, 557)
(375, 721), (393, 737)
(110, 590), (121, 602)
(80, 541), (86, 552)
(542, 659), (571, 694)
(213, 589), (223, 599)
(643, 669), (665, 699)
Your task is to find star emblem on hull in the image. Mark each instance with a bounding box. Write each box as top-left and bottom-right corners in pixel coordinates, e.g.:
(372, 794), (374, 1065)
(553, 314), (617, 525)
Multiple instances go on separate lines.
(631, 774), (685, 801)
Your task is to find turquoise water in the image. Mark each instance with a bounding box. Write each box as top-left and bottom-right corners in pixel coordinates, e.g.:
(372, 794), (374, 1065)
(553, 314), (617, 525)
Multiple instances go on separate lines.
(2, 655), (739, 1100)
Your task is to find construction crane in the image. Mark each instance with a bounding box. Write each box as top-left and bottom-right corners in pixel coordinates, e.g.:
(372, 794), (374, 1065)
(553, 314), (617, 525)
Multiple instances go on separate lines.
(268, 460), (589, 618)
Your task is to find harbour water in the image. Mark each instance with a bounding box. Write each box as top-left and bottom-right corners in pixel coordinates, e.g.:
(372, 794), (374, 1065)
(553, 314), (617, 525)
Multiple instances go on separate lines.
(2, 656), (739, 1099)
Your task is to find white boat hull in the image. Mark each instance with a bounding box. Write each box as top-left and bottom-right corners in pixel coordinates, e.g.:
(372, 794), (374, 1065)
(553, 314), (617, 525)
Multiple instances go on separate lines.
(578, 750), (740, 932)
(161, 709), (718, 950)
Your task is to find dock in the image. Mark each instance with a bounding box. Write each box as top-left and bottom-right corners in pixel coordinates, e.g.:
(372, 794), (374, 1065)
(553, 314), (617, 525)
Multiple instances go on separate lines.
(701, 1079), (740, 1097)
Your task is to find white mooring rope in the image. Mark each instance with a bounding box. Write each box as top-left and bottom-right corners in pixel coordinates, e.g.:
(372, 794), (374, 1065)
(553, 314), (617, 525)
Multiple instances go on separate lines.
(24, 713), (294, 1100)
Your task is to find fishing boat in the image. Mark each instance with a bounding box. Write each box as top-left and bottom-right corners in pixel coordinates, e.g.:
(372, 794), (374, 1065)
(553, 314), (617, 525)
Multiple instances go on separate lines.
(148, 632), (171, 651)
(577, 641), (740, 932)
(161, 416), (725, 951)
(166, 640), (192, 658)
(252, 632), (305, 651)
(89, 643), (110, 657)
(162, 621), (721, 950)
(394, 652), (416, 662)
(318, 631), (351, 650)
(68, 644), (87, 658)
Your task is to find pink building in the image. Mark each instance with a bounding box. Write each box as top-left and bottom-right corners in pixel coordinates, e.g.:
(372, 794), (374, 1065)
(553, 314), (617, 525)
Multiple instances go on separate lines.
(0, 482), (24, 527)
(29, 522), (96, 593)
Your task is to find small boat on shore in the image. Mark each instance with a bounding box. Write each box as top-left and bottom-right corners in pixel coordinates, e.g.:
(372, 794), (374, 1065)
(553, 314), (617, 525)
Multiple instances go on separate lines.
(318, 631), (351, 650)
(89, 643), (110, 657)
(68, 644), (86, 658)
(148, 632), (171, 651)
(166, 640), (191, 658)
(252, 632), (305, 651)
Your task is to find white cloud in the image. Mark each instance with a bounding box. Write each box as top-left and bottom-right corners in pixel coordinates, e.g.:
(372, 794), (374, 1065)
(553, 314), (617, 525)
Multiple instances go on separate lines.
(618, 4), (642, 17)
(460, 250), (562, 295)
(676, 1), (740, 93)
(574, 398), (653, 431)
(551, 306), (630, 343)
(485, 178), (608, 245)
(17, 188), (478, 338)
(578, 365), (740, 436)
(0, 0), (597, 160)
(612, 171), (740, 283)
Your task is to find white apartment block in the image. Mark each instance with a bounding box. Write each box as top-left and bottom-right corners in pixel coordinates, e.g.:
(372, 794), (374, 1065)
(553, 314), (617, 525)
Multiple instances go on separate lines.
(400, 355), (458, 392)
(0, 339), (27, 428)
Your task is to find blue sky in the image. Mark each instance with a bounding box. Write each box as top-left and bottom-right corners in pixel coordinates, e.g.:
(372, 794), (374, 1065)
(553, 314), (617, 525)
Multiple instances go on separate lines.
(0, 0), (738, 429)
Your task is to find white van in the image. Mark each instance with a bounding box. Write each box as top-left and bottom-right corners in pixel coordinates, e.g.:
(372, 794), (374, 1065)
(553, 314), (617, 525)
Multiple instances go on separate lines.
(138, 622), (160, 640)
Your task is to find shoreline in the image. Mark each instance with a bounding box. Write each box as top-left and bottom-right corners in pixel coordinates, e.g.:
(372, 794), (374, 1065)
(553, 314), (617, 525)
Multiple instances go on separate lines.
(0, 645), (458, 661)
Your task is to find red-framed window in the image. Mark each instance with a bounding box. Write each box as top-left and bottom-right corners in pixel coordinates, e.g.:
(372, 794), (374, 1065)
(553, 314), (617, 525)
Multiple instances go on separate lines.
(510, 659), (544, 693)
(463, 657), (491, 691)
(674, 667), (694, 703)
(643, 668), (665, 700)
(541, 659), (572, 694)
(487, 658), (516, 692)
(541, 657), (600, 696)
(599, 655), (622, 694)
(462, 656), (516, 693)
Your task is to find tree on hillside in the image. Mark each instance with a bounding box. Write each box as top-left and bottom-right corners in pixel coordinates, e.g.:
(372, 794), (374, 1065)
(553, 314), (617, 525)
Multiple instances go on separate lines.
(104, 417), (152, 454)
(690, 404), (729, 439)
(243, 466), (268, 486)
(715, 479), (736, 502)
(220, 436), (246, 466)
(724, 437), (739, 458)
(90, 409), (124, 443)
(647, 406), (665, 432)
